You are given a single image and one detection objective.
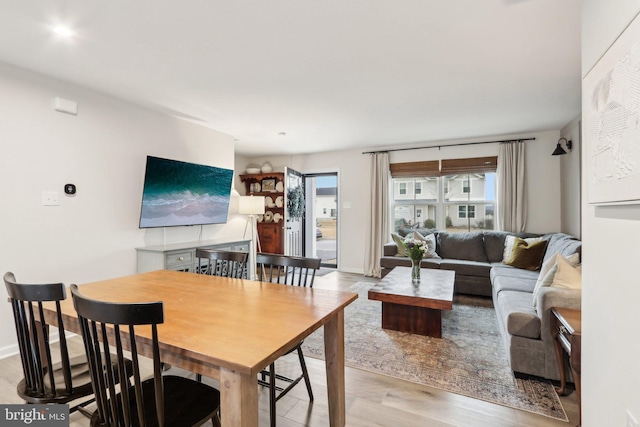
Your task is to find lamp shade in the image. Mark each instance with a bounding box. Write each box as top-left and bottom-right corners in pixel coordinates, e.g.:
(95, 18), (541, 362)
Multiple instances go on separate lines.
(551, 143), (566, 156)
(239, 196), (265, 215)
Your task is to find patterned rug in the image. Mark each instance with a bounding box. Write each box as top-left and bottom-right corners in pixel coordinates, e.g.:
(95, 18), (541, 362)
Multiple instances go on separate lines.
(301, 282), (568, 421)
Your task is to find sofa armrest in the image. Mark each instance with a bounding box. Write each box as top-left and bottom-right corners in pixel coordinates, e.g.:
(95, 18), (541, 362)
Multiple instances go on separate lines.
(384, 242), (399, 257)
(536, 286), (581, 347)
(536, 287), (582, 317)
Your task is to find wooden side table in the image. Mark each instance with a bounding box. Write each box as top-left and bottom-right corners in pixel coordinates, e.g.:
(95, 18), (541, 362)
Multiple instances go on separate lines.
(551, 307), (581, 425)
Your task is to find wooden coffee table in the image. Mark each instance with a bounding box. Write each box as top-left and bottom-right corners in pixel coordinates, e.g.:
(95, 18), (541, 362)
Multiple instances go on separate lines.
(368, 266), (455, 338)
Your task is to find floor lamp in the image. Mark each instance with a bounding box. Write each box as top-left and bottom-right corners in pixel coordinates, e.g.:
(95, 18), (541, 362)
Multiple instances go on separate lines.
(239, 195), (265, 280)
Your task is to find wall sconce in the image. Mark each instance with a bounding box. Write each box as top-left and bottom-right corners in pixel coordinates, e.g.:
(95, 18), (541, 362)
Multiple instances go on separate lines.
(552, 138), (572, 156)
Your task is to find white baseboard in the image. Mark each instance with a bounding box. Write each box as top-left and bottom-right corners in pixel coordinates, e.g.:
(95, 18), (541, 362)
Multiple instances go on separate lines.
(0, 343), (19, 360)
(0, 331), (61, 360)
(338, 267), (365, 275)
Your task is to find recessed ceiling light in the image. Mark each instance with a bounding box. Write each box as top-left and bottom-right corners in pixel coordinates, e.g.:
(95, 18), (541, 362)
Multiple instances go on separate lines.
(51, 25), (75, 38)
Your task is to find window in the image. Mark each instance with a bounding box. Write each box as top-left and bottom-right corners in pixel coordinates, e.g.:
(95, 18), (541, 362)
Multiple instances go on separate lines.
(392, 175), (492, 233)
(390, 157), (497, 233)
(462, 178), (471, 193)
(392, 178), (437, 230)
(458, 205), (475, 219)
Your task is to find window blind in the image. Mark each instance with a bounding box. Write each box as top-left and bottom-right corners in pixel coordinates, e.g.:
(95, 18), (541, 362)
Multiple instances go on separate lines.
(440, 156), (498, 175)
(389, 161), (440, 178)
(390, 156), (497, 177)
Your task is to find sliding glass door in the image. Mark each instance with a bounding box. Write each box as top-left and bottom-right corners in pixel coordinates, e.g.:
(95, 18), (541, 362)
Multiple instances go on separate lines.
(304, 173), (338, 268)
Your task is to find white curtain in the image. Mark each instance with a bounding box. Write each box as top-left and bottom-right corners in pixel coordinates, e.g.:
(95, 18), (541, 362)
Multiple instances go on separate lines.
(496, 141), (526, 232)
(364, 152), (390, 277)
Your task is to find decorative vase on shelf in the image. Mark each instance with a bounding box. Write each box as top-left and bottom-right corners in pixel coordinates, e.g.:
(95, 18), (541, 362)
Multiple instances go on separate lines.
(261, 162), (273, 173)
(411, 258), (421, 283)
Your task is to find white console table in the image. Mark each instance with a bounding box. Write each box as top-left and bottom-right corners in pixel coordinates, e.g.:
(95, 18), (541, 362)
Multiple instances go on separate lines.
(135, 238), (252, 276)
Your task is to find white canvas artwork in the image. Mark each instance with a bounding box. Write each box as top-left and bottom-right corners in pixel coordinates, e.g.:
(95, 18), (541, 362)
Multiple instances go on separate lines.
(584, 12), (640, 204)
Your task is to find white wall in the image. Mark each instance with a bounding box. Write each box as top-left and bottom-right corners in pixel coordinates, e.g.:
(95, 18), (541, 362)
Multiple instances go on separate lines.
(560, 116), (581, 238)
(0, 62), (243, 356)
(581, 3), (640, 426)
(238, 130), (563, 274)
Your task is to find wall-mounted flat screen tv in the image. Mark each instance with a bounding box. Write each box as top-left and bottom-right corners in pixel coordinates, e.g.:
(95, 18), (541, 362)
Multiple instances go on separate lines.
(139, 156), (234, 228)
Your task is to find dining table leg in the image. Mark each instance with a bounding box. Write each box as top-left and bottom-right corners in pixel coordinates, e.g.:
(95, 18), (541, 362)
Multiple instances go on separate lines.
(220, 367), (258, 427)
(324, 309), (346, 427)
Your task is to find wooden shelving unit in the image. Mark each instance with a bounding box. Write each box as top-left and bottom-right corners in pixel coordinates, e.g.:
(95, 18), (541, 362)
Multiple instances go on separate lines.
(240, 172), (286, 254)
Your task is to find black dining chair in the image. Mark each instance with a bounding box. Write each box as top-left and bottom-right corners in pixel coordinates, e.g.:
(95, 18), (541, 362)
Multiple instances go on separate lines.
(192, 248), (249, 382)
(3, 272), (132, 416)
(196, 248), (248, 279)
(70, 284), (221, 427)
(255, 253), (321, 427)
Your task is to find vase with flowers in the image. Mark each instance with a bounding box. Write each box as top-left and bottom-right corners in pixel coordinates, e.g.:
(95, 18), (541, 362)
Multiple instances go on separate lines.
(403, 238), (426, 283)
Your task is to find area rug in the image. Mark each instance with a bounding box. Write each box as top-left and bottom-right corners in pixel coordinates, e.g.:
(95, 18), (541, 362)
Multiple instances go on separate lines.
(301, 282), (568, 421)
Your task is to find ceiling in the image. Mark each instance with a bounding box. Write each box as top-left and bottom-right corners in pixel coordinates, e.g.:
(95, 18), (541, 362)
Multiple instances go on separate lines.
(0, 0), (581, 156)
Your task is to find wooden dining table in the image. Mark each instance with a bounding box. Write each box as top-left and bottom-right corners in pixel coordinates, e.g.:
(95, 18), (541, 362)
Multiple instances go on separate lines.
(41, 269), (358, 427)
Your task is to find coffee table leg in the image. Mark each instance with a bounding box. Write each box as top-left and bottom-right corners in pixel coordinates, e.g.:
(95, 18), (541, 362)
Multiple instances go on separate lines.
(381, 302), (442, 338)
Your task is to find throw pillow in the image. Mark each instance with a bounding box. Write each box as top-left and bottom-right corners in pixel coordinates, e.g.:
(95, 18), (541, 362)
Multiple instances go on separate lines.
(504, 237), (548, 270)
(407, 231), (440, 259)
(532, 253), (580, 306)
(438, 232), (487, 262)
(552, 255), (582, 290)
(391, 233), (407, 257)
(502, 235), (543, 263)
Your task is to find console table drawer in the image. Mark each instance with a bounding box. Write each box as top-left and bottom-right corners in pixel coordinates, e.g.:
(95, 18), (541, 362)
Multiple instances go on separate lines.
(166, 251), (193, 267)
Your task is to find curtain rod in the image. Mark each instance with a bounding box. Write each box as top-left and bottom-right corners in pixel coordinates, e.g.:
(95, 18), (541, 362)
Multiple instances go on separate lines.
(362, 137), (536, 154)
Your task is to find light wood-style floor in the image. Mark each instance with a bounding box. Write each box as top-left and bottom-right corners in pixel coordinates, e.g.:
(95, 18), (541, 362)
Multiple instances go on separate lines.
(0, 271), (579, 426)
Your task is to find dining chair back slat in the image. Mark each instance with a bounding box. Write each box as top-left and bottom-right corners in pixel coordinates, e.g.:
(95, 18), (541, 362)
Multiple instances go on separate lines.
(3, 272), (98, 414)
(256, 253), (321, 288)
(196, 248), (248, 279)
(71, 284), (221, 427)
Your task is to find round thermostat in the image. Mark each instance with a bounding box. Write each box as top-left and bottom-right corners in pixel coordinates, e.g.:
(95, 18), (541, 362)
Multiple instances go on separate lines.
(64, 184), (76, 195)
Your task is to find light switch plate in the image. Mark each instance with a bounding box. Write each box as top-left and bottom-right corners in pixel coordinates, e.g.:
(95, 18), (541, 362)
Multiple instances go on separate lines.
(42, 191), (60, 206)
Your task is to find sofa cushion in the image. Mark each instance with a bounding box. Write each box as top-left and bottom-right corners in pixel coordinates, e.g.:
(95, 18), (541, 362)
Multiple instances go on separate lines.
(532, 253), (580, 306)
(504, 238), (548, 270)
(502, 235), (544, 262)
(421, 258), (442, 268)
(496, 290), (541, 339)
(492, 271), (538, 294)
(391, 233), (407, 256)
(437, 232), (488, 262)
(483, 231), (512, 262)
(384, 242), (398, 257)
(380, 256), (441, 270)
(381, 256), (407, 270)
(397, 227), (435, 238)
(439, 259), (491, 278)
(410, 231), (440, 259)
(551, 255), (582, 290)
(542, 233), (582, 264)
(490, 263), (539, 280)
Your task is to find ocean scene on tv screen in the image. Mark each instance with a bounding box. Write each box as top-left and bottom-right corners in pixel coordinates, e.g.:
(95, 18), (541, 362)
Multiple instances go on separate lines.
(139, 156), (234, 228)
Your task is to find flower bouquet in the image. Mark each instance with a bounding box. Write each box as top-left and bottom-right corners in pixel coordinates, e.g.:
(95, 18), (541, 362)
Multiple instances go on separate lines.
(403, 238), (426, 282)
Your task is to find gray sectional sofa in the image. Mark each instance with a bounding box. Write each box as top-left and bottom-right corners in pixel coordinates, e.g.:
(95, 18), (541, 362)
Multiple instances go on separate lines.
(381, 229), (582, 381)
